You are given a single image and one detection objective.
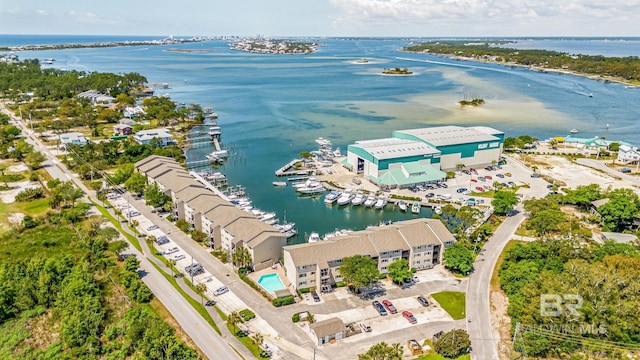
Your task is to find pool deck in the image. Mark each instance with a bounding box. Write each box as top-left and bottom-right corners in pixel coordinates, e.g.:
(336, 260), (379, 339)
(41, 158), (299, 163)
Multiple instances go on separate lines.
(247, 263), (296, 299)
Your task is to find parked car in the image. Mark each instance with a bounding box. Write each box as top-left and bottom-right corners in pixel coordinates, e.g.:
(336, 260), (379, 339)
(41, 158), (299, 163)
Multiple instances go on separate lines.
(620, 167), (632, 173)
(402, 310), (417, 324)
(496, 173), (505, 178)
(530, 173), (541, 178)
(157, 235), (169, 245)
(439, 183), (448, 188)
(417, 296), (429, 307)
(372, 301), (387, 316)
(484, 175), (492, 180)
(205, 300), (217, 306)
(475, 187), (485, 192)
(504, 173), (512, 177)
(382, 300), (397, 314)
(462, 169), (471, 175)
(312, 292), (321, 302)
(477, 176), (486, 182)
(456, 188), (467, 193)
(173, 253), (186, 261)
(213, 286), (229, 296)
(470, 178), (477, 183)
(425, 192), (435, 198)
(507, 181), (516, 187)
(147, 224), (159, 231)
(163, 247), (179, 255)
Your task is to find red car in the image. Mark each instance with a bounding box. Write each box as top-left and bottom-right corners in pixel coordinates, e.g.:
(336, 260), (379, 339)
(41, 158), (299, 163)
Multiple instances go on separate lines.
(470, 178), (477, 183)
(402, 310), (417, 324)
(382, 300), (397, 314)
(475, 186), (485, 192)
(484, 175), (493, 180)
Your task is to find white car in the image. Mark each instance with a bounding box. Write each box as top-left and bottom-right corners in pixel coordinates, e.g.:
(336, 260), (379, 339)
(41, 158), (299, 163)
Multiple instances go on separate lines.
(164, 247), (179, 255)
(213, 286), (229, 296)
(173, 253), (186, 261)
(147, 224), (159, 231)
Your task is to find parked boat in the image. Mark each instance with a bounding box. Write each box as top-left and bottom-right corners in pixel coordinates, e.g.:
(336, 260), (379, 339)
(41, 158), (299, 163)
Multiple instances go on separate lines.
(337, 190), (354, 206)
(260, 212), (277, 221)
(324, 190), (341, 205)
(411, 203), (421, 214)
(398, 200), (408, 212)
(283, 229), (297, 239)
(351, 193), (365, 206)
(308, 232), (322, 243)
(272, 181), (287, 187)
(296, 184), (325, 194)
(278, 222), (296, 233)
(374, 198), (387, 210)
(434, 205), (442, 215)
(364, 195), (377, 207)
(569, 129), (579, 134)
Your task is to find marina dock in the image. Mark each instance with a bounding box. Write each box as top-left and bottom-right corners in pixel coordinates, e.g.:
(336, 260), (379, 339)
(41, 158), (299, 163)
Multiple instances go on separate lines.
(275, 158), (310, 176)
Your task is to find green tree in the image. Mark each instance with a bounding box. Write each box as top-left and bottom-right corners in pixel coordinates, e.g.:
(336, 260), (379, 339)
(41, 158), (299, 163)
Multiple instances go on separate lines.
(124, 256), (140, 273)
(562, 184), (602, 210)
(598, 189), (640, 231)
(24, 151), (46, 170)
(167, 259), (176, 278)
(443, 243), (474, 275)
(338, 255), (380, 289)
(434, 329), (471, 358)
(387, 258), (413, 284)
(227, 311), (243, 335)
(232, 245), (252, 269)
(144, 181), (172, 208)
(124, 172), (146, 195)
(195, 283), (207, 305)
(175, 219), (190, 232)
(358, 341), (403, 360)
(109, 240), (129, 261)
(251, 332), (264, 350)
(492, 190), (518, 215)
(191, 229), (208, 243)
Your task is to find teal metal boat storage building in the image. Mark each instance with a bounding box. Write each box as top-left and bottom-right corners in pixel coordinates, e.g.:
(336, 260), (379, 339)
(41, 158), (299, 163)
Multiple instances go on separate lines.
(344, 125), (503, 189)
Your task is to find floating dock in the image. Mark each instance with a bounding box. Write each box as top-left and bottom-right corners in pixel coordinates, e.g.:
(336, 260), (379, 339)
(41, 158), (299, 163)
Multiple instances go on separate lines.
(275, 158), (308, 176)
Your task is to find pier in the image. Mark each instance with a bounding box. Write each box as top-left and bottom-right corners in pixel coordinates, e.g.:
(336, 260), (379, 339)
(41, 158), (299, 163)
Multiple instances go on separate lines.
(275, 158), (312, 176)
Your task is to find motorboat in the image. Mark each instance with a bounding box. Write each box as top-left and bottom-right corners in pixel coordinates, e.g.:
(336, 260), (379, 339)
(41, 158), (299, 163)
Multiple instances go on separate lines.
(206, 150), (228, 162)
(260, 212), (277, 221)
(278, 222), (296, 233)
(283, 229), (297, 239)
(411, 203), (421, 214)
(364, 195), (377, 207)
(250, 209), (265, 217)
(308, 232), (322, 243)
(569, 129), (578, 134)
(293, 178), (319, 188)
(374, 198), (387, 210)
(296, 184), (325, 194)
(434, 206), (442, 215)
(351, 192), (365, 206)
(397, 201), (408, 212)
(324, 190), (340, 204)
(272, 181), (287, 187)
(337, 190), (354, 206)
(264, 218), (279, 226)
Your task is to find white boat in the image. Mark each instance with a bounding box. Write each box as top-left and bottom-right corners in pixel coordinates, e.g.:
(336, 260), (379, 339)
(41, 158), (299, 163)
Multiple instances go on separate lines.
(206, 150), (228, 161)
(308, 232), (322, 243)
(398, 201), (407, 212)
(337, 190), (354, 206)
(411, 203), (421, 214)
(351, 193), (365, 206)
(293, 178), (319, 188)
(278, 222), (296, 233)
(364, 195), (377, 207)
(434, 206), (442, 215)
(264, 218), (279, 226)
(250, 209), (265, 217)
(272, 181), (287, 187)
(283, 229), (297, 239)
(315, 137), (332, 148)
(374, 198), (387, 210)
(324, 190), (340, 204)
(208, 126), (222, 137)
(260, 212), (277, 221)
(297, 184), (325, 194)
(569, 129), (578, 134)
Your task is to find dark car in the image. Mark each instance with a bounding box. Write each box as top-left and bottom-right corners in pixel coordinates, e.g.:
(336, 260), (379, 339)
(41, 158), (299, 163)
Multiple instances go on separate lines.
(530, 173), (541, 178)
(205, 300), (217, 306)
(372, 301), (387, 316)
(456, 188), (467, 193)
(425, 192), (435, 198)
(417, 296), (429, 307)
(312, 292), (321, 302)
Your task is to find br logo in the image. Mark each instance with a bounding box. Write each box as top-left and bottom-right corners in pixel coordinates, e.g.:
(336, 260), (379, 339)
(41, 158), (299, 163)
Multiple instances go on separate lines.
(540, 294), (583, 317)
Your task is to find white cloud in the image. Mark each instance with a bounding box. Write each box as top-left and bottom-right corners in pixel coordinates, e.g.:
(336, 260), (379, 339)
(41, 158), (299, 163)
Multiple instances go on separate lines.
(329, 0), (640, 28)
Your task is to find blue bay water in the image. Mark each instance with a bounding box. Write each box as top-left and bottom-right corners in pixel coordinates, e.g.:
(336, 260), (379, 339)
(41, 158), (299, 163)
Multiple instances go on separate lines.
(7, 37), (640, 239)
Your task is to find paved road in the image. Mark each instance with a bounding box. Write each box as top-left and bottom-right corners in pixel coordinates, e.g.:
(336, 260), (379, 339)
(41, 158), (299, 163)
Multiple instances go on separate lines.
(2, 105), (242, 360)
(466, 155), (550, 360)
(576, 158), (640, 186)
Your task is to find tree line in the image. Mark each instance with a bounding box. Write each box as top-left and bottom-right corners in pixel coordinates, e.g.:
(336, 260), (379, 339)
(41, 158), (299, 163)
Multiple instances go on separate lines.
(404, 41), (640, 82)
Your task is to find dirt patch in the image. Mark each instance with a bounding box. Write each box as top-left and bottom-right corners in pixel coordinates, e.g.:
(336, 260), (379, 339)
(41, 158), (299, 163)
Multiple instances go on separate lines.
(490, 287), (512, 360)
(23, 310), (60, 351)
(7, 163), (28, 173)
(8, 212), (24, 225)
(0, 180), (37, 204)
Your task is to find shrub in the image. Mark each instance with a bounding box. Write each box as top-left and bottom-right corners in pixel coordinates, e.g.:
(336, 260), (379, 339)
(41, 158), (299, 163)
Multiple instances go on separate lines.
(211, 249), (229, 263)
(15, 187), (45, 202)
(47, 178), (61, 188)
(378, 273), (388, 280)
(239, 309), (255, 322)
(335, 282), (346, 288)
(29, 172), (40, 181)
(272, 296), (295, 307)
(292, 313), (300, 323)
(298, 287), (311, 294)
(0, 173), (24, 182)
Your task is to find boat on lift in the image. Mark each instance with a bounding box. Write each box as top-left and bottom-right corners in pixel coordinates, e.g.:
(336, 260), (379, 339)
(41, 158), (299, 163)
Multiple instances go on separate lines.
(411, 203), (421, 214)
(397, 201), (408, 212)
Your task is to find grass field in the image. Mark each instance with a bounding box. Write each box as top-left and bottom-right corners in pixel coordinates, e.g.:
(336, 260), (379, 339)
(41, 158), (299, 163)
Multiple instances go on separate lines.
(431, 291), (466, 320)
(0, 224), (81, 262)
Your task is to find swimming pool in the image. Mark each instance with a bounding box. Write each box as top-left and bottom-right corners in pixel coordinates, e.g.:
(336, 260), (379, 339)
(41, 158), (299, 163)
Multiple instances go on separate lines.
(258, 273), (286, 294)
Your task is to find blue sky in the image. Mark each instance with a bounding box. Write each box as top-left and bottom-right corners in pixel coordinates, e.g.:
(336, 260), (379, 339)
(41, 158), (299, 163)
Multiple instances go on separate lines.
(2, 0), (640, 37)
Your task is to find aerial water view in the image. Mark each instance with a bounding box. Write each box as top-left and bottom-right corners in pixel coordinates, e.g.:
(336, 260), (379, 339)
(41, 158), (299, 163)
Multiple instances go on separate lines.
(1, 2), (639, 360)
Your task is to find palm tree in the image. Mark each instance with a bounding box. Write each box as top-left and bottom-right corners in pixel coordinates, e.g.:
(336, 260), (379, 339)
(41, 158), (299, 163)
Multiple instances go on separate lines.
(196, 283), (207, 305)
(391, 343), (403, 359)
(306, 313), (315, 324)
(251, 332), (264, 348)
(232, 246), (252, 269)
(227, 311), (243, 335)
(456, 163), (465, 171)
(167, 258), (176, 278)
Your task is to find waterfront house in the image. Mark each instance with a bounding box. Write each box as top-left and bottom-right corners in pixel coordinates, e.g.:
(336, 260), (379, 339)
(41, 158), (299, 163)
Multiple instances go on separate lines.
(113, 124), (133, 135)
(282, 218), (455, 291)
(309, 317), (347, 346)
(119, 118), (137, 126)
(77, 90), (114, 105)
(59, 132), (90, 147)
(617, 145), (640, 165)
(133, 128), (175, 146)
(124, 106), (145, 118)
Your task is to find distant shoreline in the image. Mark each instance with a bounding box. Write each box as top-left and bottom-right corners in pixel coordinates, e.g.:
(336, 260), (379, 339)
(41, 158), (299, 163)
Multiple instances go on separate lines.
(1, 37), (210, 52)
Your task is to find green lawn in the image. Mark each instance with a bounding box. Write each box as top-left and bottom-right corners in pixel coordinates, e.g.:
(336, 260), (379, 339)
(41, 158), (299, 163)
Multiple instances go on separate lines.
(431, 291), (466, 320)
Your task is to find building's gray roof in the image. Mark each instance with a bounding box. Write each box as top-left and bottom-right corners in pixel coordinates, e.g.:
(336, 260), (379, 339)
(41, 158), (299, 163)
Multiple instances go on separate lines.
(310, 317), (346, 338)
(177, 187), (214, 204)
(367, 227), (410, 253)
(601, 232), (638, 244)
(135, 155), (178, 173)
(394, 126), (501, 147)
(189, 194), (228, 215)
(225, 218), (284, 248)
(591, 198), (610, 209)
(395, 219), (453, 247)
(284, 232), (378, 269)
(351, 138), (439, 160)
(206, 206), (253, 229)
